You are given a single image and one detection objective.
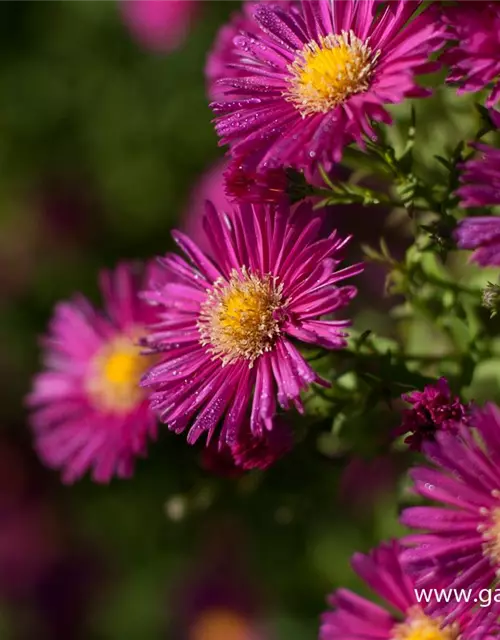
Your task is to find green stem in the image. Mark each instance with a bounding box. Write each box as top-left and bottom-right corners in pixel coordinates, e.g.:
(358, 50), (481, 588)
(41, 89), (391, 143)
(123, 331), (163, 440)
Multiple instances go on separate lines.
(420, 272), (480, 297)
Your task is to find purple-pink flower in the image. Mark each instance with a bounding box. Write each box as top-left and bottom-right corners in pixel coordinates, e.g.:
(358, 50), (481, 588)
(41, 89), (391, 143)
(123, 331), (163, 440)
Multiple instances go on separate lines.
(454, 119), (500, 266)
(401, 404), (500, 633)
(210, 0), (443, 173)
(394, 377), (470, 451)
(441, 2), (500, 106)
(121, 0), (199, 53)
(455, 217), (500, 267)
(321, 540), (485, 640)
(141, 200), (362, 448)
(27, 263), (158, 483)
(456, 143), (500, 209)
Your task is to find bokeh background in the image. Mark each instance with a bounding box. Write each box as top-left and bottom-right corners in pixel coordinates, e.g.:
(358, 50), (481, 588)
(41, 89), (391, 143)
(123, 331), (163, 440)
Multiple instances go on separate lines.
(1, 2), (497, 639)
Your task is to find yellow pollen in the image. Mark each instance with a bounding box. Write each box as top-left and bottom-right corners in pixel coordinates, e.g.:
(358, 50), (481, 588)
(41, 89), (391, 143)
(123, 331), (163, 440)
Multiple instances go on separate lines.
(391, 607), (460, 640)
(286, 30), (379, 116)
(482, 505), (500, 566)
(86, 332), (153, 414)
(190, 609), (254, 640)
(199, 267), (284, 367)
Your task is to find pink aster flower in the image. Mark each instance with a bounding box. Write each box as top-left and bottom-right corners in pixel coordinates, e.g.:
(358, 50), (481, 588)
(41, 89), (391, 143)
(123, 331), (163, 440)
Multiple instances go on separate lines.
(441, 2), (500, 107)
(456, 143), (500, 209)
(210, 0), (444, 172)
(27, 263), (158, 484)
(400, 404), (500, 632)
(141, 200), (362, 447)
(394, 377), (470, 451)
(455, 217), (500, 267)
(321, 540), (487, 640)
(121, 0), (199, 53)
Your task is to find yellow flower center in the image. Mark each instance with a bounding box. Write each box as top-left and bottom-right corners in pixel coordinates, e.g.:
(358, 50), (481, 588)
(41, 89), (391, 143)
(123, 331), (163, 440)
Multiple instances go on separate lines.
(286, 30), (378, 116)
(190, 609), (254, 640)
(86, 332), (153, 414)
(391, 607), (460, 640)
(199, 267), (284, 367)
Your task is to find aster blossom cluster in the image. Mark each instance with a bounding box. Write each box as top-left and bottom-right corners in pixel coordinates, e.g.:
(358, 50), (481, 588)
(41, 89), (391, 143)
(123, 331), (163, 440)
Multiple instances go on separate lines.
(25, 0), (500, 638)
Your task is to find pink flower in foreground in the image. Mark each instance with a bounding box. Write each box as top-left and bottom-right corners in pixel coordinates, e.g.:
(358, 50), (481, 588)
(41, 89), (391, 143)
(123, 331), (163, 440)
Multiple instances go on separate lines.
(210, 0), (444, 173)
(322, 540), (494, 640)
(121, 0), (199, 53)
(27, 263), (158, 483)
(401, 404), (500, 633)
(141, 200), (362, 448)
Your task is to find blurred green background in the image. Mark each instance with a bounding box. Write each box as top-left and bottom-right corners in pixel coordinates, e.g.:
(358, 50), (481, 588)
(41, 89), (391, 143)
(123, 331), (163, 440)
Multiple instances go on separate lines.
(1, 2), (497, 639)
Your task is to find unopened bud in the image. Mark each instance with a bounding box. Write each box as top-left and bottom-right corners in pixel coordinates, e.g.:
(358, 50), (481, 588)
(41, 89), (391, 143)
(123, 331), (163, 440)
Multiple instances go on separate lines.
(482, 282), (500, 318)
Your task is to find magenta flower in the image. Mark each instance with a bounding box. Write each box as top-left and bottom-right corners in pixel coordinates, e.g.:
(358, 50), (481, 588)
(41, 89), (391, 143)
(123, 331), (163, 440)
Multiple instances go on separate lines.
(456, 143), (500, 209)
(121, 0), (199, 53)
(441, 2), (500, 106)
(453, 109), (500, 266)
(210, 0), (443, 173)
(394, 377), (470, 451)
(455, 217), (500, 267)
(321, 540), (484, 640)
(141, 200), (362, 447)
(27, 263), (158, 483)
(401, 404), (500, 632)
